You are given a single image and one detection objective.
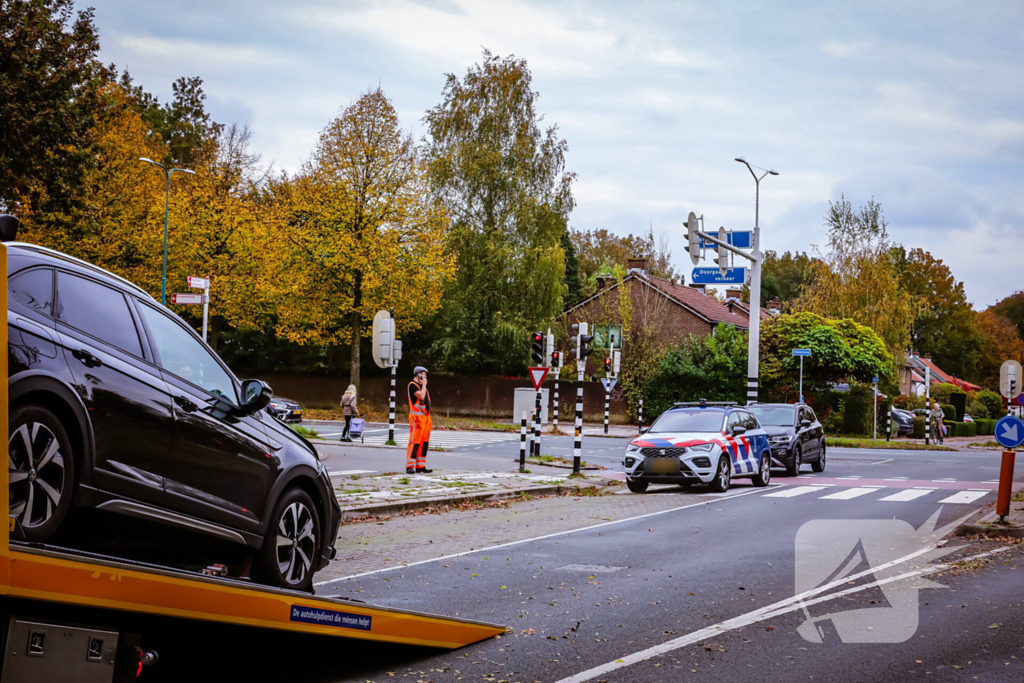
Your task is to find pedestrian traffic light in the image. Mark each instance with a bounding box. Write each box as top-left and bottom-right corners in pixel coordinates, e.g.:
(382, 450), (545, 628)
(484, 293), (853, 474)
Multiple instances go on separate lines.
(531, 331), (545, 365)
(684, 211), (701, 266)
(603, 357), (612, 373)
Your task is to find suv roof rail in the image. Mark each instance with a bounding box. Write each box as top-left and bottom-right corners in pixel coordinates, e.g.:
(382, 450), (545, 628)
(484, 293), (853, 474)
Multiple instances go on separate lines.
(673, 400), (737, 407)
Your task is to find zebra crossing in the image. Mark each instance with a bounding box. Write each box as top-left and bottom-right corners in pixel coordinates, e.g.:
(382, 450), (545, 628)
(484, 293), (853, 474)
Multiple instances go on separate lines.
(763, 483), (991, 505)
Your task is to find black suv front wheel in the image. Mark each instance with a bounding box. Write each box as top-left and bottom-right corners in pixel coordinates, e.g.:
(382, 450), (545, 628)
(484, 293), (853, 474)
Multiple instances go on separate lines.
(258, 487), (321, 592)
(9, 404), (75, 541)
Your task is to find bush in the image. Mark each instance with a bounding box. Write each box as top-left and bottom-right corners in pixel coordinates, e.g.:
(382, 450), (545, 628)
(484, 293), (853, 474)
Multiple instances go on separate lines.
(969, 402), (991, 420)
(930, 383), (965, 405)
(843, 385), (873, 435)
(973, 390), (1005, 419)
(974, 418), (996, 436)
(944, 421), (977, 438)
(912, 416), (925, 439)
(822, 411), (844, 435)
(940, 404), (956, 421)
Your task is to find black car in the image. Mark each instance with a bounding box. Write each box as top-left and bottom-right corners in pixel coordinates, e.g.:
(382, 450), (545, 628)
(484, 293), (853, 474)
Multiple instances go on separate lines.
(268, 396), (303, 423)
(891, 408), (914, 436)
(748, 403), (826, 477)
(5, 238), (339, 591)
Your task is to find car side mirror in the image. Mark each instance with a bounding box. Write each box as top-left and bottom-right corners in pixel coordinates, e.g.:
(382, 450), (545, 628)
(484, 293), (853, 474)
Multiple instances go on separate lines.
(800, 419), (811, 428)
(239, 379), (272, 416)
(731, 425), (747, 436)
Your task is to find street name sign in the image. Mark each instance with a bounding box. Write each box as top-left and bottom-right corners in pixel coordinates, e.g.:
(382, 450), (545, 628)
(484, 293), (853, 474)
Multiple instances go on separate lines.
(691, 267), (747, 285)
(170, 293), (203, 305)
(699, 231), (751, 251)
(995, 415), (1024, 449)
(873, 376), (879, 383)
(600, 377), (618, 392)
(1000, 360), (1022, 399)
(528, 367), (549, 391)
(792, 349), (811, 357)
(188, 276), (209, 290)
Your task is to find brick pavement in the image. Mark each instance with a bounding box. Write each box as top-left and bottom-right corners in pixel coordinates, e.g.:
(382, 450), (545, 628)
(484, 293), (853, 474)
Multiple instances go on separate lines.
(313, 487), (726, 586)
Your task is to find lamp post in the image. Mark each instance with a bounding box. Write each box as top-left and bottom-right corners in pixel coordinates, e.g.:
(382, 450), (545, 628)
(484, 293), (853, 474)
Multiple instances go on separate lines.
(734, 157), (778, 405)
(139, 158), (196, 305)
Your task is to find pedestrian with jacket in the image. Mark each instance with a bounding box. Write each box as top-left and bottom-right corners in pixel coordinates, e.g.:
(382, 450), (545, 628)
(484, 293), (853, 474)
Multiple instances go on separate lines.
(930, 400), (945, 444)
(406, 366), (433, 474)
(340, 384), (360, 442)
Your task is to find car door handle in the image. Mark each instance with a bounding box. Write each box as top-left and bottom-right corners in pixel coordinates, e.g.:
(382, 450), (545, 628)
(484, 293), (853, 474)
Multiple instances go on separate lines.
(71, 349), (102, 368)
(173, 395), (198, 413)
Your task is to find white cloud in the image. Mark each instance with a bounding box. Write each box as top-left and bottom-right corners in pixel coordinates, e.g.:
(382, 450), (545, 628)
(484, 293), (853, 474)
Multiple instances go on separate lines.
(819, 40), (870, 58)
(119, 35), (297, 70)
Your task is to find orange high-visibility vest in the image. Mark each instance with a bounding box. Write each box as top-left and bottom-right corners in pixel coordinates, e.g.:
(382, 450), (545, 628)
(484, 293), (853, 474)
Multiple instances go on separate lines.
(408, 381), (430, 416)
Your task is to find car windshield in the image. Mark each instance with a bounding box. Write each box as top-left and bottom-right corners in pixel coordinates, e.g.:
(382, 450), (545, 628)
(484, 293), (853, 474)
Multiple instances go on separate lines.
(748, 406), (796, 426)
(648, 410), (725, 433)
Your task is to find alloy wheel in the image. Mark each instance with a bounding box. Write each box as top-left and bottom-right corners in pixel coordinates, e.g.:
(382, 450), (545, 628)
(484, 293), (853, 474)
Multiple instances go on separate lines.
(717, 458), (730, 489)
(9, 422), (66, 529)
(276, 501), (318, 585)
(760, 455), (770, 484)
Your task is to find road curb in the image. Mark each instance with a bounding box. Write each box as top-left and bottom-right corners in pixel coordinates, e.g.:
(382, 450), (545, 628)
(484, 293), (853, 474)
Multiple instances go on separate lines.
(954, 511), (1024, 539)
(338, 482), (606, 521)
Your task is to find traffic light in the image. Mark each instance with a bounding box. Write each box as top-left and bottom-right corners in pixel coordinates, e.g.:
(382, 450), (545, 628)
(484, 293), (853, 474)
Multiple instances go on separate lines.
(531, 331), (545, 365)
(545, 331), (555, 365)
(580, 332), (594, 359)
(713, 226), (730, 276)
(684, 211), (701, 266)
(551, 350), (561, 368)
(603, 357), (612, 374)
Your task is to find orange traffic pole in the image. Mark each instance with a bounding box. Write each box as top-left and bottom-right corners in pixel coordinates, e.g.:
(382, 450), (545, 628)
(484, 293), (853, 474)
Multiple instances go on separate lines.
(996, 451), (1016, 522)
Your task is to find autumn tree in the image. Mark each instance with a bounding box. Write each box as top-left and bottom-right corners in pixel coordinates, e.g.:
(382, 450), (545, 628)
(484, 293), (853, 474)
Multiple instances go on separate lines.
(990, 291), (1024, 343)
(271, 89), (453, 387)
(975, 310), (1024, 390)
(571, 226), (675, 292)
(1, 0), (108, 215)
(794, 197), (917, 354)
(424, 50), (574, 374)
(744, 250), (815, 307)
(897, 247), (981, 379)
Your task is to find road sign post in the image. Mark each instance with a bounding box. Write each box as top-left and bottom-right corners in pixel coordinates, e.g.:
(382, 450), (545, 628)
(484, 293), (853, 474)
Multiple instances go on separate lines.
(188, 276), (210, 342)
(527, 367), (549, 460)
(925, 366), (931, 445)
(792, 349), (811, 402)
(638, 399), (643, 435)
(872, 376), (879, 442)
(993, 415), (1023, 521)
(520, 411), (528, 472)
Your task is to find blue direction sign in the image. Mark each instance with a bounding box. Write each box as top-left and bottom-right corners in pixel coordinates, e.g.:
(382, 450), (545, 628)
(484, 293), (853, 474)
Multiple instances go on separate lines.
(994, 415), (1024, 449)
(699, 231), (752, 250)
(691, 267), (747, 285)
(873, 376), (879, 384)
(792, 349), (811, 357)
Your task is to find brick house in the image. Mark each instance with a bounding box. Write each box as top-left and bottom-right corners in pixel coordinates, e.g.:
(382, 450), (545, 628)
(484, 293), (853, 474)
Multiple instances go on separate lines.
(900, 352), (982, 396)
(560, 258), (774, 372)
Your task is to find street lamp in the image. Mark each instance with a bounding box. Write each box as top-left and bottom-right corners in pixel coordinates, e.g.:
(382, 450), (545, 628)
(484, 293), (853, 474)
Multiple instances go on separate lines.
(734, 157), (778, 405)
(139, 157), (196, 305)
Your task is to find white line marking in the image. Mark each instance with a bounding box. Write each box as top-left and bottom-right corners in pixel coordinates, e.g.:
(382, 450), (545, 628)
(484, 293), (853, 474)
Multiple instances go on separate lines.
(871, 458), (893, 465)
(314, 487), (768, 586)
(932, 479), (956, 482)
(554, 546), (1010, 683)
(878, 488), (934, 502)
(763, 485), (829, 498)
(937, 490), (989, 504)
(883, 477), (909, 481)
(819, 487), (880, 500)
(328, 469), (376, 476)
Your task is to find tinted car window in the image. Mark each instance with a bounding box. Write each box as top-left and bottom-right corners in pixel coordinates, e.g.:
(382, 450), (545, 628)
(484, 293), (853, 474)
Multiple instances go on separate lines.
(726, 411), (743, 432)
(138, 303), (237, 405)
(56, 272), (142, 357)
(649, 410), (725, 433)
(741, 412), (759, 430)
(799, 407), (814, 424)
(749, 406), (796, 426)
(10, 268), (53, 316)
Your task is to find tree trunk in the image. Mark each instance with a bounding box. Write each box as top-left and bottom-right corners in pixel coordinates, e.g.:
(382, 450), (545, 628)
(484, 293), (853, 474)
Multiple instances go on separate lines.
(350, 271), (363, 389)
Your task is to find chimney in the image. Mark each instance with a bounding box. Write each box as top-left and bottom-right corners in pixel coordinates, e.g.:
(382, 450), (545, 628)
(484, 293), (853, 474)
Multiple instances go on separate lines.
(922, 355), (931, 362)
(688, 283), (706, 295)
(766, 296), (782, 312)
(627, 257), (648, 276)
(725, 288), (742, 302)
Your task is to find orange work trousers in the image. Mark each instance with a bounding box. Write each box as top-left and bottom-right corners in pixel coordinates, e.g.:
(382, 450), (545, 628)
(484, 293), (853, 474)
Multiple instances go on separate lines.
(406, 413), (432, 469)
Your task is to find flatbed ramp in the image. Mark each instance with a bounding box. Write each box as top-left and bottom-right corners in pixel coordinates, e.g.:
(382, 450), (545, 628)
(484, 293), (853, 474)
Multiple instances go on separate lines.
(0, 241), (503, 681)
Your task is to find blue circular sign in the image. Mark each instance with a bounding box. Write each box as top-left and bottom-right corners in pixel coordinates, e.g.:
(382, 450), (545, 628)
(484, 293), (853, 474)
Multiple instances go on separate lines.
(994, 415), (1024, 449)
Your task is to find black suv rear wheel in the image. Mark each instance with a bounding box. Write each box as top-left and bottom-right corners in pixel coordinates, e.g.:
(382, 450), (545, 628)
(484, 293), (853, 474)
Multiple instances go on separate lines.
(258, 487), (321, 592)
(9, 404), (75, 541)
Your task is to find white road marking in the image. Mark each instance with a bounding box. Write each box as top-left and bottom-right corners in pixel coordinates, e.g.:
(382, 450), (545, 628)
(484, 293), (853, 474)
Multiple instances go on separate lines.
(883, 476), (909, 481)
(878, 488), (935, 502)
(819, 487), (882, 500)
(328, 469), (377, 476)
(314, 487), (768, 586)
(555, 546), (1011, 683)
(763, 485), (830, 498)
(937, 490), (990, 504)
(871, 458), (893, 465)
(932, 478), (957, 482)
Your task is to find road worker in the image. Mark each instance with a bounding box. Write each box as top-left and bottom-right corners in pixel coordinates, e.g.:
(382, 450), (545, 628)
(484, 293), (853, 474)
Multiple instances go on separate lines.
(406, 366), (433, 474)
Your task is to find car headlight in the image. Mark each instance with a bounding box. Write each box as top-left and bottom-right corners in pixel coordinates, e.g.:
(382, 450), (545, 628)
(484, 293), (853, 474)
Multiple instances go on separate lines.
(689, 443), (714, 452)
(770, 435), (794, 444)
(626, 444), (641, 453)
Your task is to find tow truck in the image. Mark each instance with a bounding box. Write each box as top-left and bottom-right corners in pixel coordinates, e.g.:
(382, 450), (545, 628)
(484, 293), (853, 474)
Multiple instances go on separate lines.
(0, 240), (503, 680)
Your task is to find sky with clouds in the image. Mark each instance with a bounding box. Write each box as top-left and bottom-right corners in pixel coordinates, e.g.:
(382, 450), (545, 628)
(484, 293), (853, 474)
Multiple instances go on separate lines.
(80, 0), (1024, 307)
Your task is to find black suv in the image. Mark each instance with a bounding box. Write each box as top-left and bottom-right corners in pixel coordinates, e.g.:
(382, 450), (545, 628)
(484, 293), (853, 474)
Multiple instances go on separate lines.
(748, 403), (826, 477)
(5, 239), (339, 591)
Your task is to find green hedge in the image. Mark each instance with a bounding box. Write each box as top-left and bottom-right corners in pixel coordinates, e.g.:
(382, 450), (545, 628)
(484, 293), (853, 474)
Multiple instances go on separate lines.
(912, 416), (925, 439)
(843, 385), (873, 436)
(944, 420), (977, 438)
(940, 404), (956, 421)
(974, 418), (996, 436)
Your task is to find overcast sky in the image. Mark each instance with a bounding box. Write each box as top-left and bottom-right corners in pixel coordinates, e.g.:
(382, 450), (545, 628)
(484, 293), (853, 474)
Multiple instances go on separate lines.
(81, 0), (1024, 308)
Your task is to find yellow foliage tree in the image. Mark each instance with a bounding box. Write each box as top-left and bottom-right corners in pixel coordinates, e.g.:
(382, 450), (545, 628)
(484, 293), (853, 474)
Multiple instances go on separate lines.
(268, 89), (454, 387)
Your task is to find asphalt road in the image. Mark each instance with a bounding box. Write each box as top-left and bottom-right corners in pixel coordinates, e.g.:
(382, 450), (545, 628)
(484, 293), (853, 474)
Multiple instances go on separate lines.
(140, 433), (1022, 682)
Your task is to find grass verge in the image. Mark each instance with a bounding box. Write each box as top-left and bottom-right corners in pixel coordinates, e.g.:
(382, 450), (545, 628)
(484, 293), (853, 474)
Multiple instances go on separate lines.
(290, 424), (320, 439)
(827, 437), (953, 451)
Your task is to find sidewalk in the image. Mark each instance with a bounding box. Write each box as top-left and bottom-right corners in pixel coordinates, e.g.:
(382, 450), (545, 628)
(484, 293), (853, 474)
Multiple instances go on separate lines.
(956, 491), (1024, 538)
(329, 468), (617, 520)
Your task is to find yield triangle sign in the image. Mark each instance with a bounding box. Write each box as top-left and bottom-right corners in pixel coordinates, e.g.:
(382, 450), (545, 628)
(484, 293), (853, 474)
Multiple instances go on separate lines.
(528, 367), (549, 391)
(601, 377), (618, 392)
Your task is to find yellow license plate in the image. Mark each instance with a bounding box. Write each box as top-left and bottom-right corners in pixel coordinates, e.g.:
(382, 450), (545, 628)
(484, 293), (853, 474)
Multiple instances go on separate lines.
(646, 457), (679, 474)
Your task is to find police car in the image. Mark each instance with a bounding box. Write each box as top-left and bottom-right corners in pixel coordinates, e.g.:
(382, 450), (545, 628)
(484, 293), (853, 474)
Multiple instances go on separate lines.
(622, 401), (772, 493)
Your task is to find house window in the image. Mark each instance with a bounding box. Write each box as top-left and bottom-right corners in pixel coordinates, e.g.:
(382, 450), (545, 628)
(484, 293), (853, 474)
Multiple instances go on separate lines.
(594, 324), (623, 349)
